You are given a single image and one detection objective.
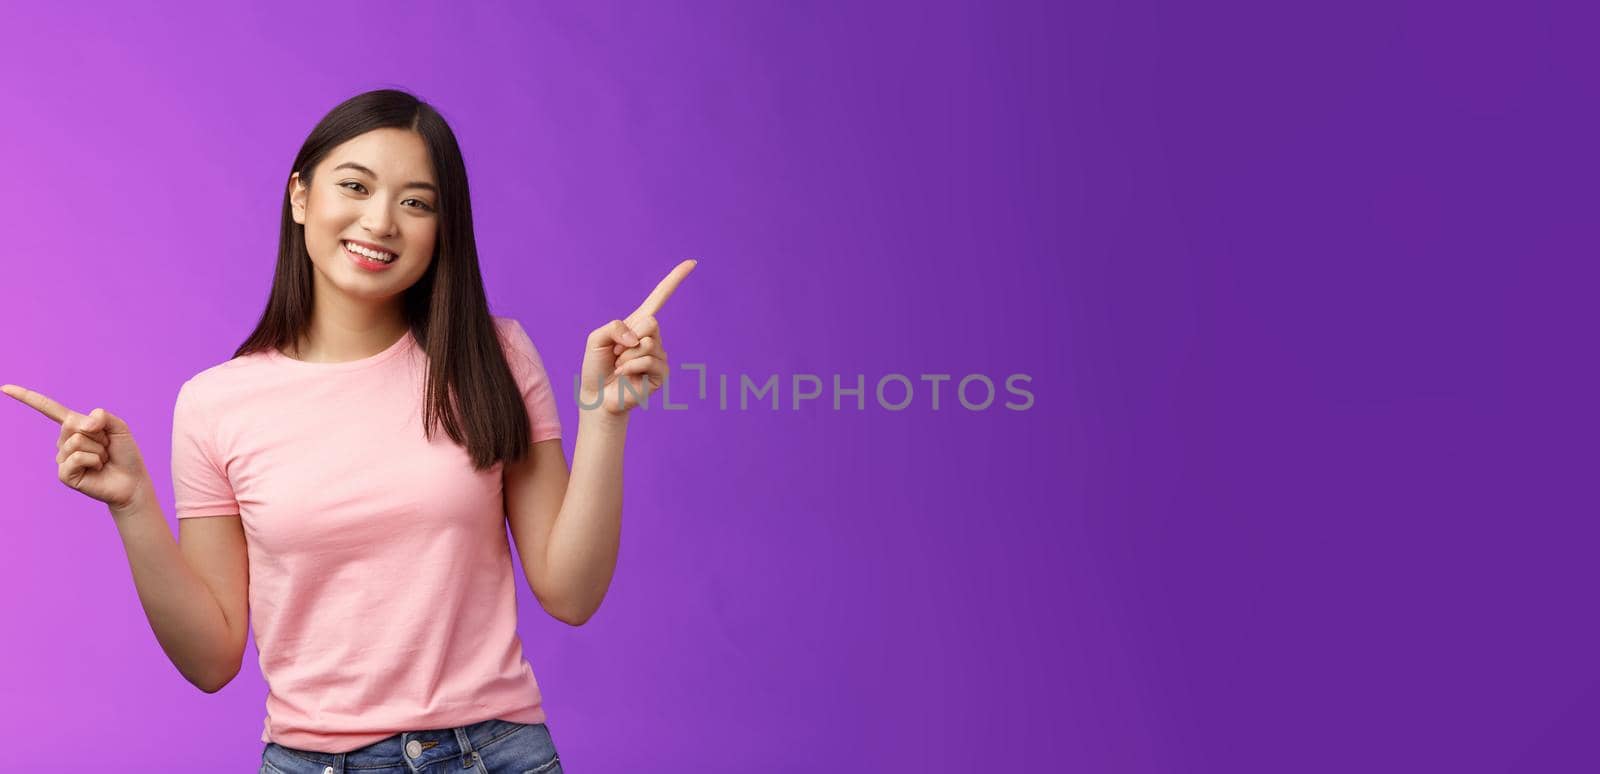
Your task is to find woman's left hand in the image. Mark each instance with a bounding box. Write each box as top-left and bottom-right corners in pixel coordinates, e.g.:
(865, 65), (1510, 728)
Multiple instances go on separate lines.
(579, 259), (697, 417)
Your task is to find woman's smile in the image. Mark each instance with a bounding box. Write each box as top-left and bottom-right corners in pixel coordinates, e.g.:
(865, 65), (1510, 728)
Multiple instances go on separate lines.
(343, 239), (399, 271)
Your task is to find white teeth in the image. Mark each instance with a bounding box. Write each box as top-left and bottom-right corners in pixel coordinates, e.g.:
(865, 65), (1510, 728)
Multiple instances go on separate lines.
(344, 241), (396, 262)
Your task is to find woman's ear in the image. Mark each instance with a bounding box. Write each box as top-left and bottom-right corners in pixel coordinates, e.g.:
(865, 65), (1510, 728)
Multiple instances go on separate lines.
(289, 172), (307, 225)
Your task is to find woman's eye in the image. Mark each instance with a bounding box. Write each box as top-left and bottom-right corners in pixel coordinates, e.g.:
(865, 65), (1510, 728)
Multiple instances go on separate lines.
(340, 182), (432, 212)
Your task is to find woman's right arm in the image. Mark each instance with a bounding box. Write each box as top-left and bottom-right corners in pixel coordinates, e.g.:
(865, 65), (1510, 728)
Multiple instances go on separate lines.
(2, 384), (246, 694)
(111, 487), (248, 694)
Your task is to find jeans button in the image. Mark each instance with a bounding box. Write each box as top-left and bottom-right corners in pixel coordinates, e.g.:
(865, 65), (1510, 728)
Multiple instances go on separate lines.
(406, 739), (424, 758)
(323, 767), (335, 774)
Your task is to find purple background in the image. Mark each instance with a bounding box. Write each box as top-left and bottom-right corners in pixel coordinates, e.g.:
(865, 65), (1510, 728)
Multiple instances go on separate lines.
(0, 1), (1591, 771)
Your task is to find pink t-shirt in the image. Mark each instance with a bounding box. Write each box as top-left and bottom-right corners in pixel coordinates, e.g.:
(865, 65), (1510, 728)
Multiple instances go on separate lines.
(170, 316), (563, 753)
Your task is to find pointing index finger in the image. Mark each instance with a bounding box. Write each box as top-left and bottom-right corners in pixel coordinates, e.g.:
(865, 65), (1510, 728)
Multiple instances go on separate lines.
(1, 384), (72, 425)
(630, 259), (698, 320)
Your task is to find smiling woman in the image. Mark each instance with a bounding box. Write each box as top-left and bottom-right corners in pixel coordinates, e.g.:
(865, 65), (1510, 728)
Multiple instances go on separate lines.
(5, 86), (691, 772)
(236, 91), (554, 471)
(202, 89), (576, 769)
(280, 133), (433, 339)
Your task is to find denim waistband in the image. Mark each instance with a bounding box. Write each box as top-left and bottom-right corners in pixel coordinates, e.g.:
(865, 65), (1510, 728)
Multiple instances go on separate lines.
(268, 716), (525, 769)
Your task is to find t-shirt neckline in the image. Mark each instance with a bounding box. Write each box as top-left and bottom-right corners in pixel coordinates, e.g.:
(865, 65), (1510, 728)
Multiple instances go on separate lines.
(267, 328), (415, 372)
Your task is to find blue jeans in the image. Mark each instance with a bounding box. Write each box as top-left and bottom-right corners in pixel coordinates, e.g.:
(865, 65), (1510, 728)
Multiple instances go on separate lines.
(260, 717), (562, 773)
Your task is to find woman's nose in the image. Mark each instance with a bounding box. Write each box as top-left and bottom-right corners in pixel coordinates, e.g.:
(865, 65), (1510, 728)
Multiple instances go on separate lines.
(361, 202), (397, 237)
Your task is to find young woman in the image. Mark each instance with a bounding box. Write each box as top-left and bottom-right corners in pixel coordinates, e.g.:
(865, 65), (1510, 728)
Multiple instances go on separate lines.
(2, 88), (694, 773)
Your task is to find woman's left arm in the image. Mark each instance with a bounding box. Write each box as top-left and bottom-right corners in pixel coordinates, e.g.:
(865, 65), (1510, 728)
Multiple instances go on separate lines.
(504, 260), (696, 626)
(505, 414), (625, 627)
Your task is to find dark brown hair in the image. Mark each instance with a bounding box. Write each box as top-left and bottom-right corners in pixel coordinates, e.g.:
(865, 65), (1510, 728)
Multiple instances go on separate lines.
(233, 88), (534, 471)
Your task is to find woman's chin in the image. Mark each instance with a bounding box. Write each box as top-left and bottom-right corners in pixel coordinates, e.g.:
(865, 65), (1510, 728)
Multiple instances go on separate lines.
(310, 260), (408, 302)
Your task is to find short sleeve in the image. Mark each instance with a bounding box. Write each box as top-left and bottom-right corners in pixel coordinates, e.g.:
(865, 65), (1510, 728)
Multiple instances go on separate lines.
(171, 379), (239, 519)
(499, 318), (563, 443)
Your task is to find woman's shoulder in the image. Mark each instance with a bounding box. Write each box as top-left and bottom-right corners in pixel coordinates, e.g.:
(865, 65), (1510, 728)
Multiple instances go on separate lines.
(491, 315), (559, 387)
(491, 313), (526, 338)
(177, 349), (273, 408)
(492, 314), (541, 351)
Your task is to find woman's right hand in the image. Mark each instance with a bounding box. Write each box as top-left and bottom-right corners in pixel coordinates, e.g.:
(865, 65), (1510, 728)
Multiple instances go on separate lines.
(2, 384), (151, 513)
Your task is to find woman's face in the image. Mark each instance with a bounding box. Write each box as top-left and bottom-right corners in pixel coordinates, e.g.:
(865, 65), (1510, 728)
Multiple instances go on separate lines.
(289, 128), (439, 304)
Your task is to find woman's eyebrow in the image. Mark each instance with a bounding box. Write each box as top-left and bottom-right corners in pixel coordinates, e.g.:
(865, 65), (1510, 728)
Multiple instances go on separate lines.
(332, 161), (438, 193)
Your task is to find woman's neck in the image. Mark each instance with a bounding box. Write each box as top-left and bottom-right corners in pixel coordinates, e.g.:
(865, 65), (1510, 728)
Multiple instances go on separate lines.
(287, 298), (408, 363)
